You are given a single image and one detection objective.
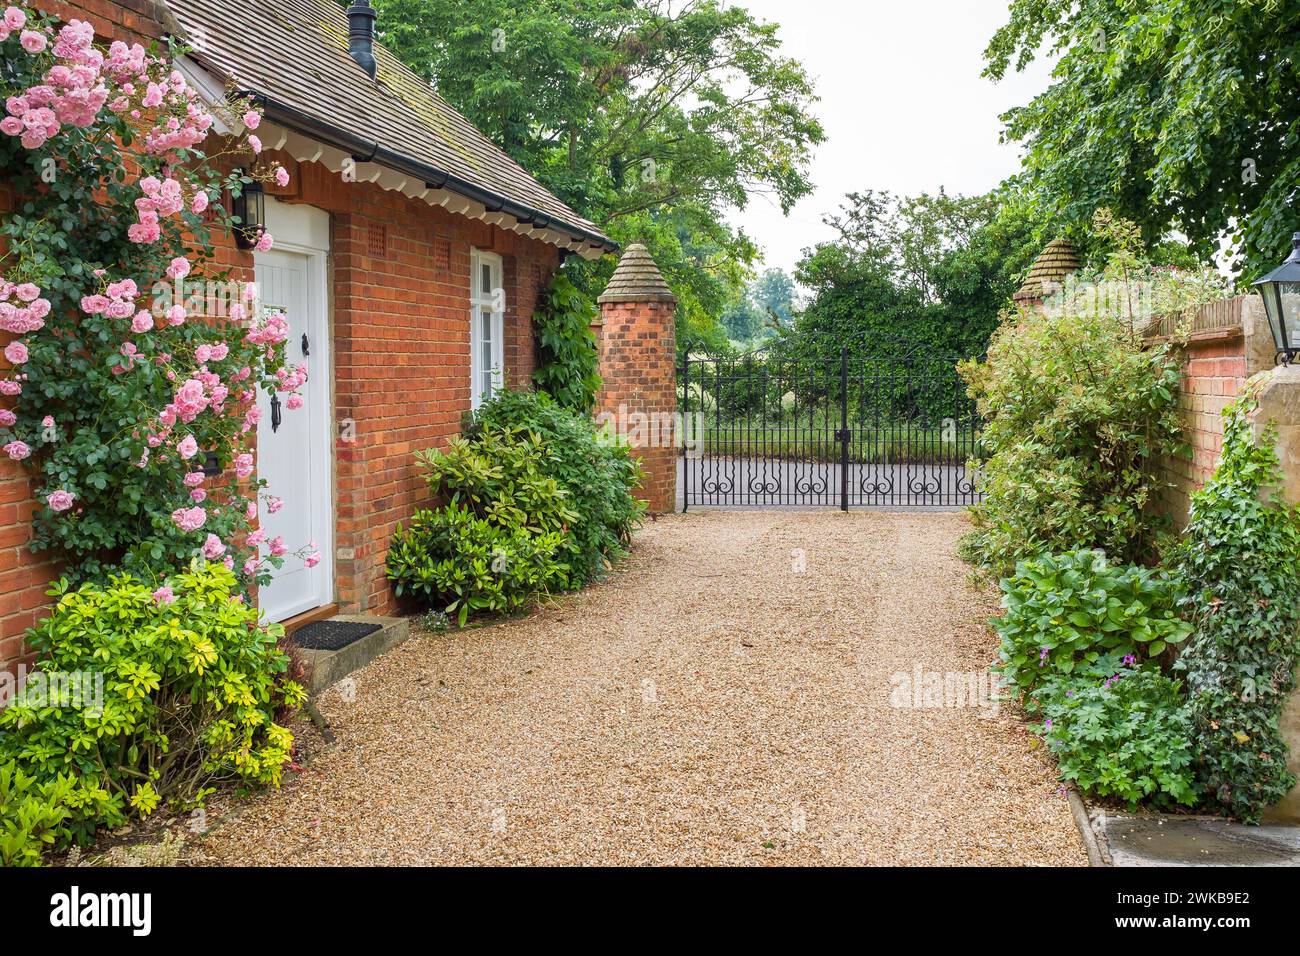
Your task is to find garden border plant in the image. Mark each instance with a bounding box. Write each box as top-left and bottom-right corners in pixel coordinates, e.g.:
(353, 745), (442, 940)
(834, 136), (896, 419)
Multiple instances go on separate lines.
(387, 389), (643, 623)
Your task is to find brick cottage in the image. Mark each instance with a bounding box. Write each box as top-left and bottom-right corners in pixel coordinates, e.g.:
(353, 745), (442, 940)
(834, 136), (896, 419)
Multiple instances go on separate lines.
(0, 0), (649, 673)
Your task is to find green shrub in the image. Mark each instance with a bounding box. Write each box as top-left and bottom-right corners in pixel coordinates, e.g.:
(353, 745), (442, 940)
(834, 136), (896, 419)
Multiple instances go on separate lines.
(994, 549), (1191, 698)
(387, 505), (570, 624)
(1035, 667), (1198, 811)
(0, 562), (304, 858)
(532, 268), (601, 414)
(0, 762), (87, 867)
(958, 307), (1184, 577)
(464, 390), (644, 585)
(388, 390), (643, 621)
(1173, 391), (1300, 822)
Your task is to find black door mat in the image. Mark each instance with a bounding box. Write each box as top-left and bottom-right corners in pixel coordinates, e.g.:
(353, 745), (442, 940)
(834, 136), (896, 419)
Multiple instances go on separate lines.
(292, 620), (382, 651)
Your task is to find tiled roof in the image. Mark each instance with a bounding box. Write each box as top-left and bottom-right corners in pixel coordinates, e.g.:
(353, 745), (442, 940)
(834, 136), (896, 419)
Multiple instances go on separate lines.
(1013, 238), (1082, 302)
(162, 0), (613, 250)
(597, 244), (676, 303)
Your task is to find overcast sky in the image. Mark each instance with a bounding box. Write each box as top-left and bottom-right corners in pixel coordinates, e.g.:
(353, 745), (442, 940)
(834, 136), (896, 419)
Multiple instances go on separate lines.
(728, 0), (1056, 278)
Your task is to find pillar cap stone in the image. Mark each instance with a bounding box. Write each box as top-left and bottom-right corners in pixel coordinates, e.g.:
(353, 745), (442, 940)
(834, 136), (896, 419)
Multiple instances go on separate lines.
(1013, 238), (1082, 302)
(597, 243), (677, 305)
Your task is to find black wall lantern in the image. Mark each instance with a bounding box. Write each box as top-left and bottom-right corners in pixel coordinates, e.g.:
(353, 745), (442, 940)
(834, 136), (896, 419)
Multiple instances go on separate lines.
(231, 174), (265, 251)
(1253, 232), (1300, 365)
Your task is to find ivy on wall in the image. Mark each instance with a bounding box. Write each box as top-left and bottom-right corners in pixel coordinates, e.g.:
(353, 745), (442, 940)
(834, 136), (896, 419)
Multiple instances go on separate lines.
(1174, 384), (1300, 822)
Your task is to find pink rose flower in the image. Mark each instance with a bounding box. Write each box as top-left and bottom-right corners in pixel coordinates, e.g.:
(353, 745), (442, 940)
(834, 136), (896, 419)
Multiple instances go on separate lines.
(166, 256), (190, 280)
(274, 166), (289, 188)
(0, 409), (15, 427)
(3, 341), (27, 364)
(4, 7), (28, 31)
(285, 394), (304, 411)
(247, 134), (261, 153)
(152, 585), (175, 605)
(3, 440), (30, 460)
(14, 283), (39, 303)
(202, 533), (225, 559)
(19, 30), (46, 54)
(243, 110), (260, 130)
(46, 490), (74, 512)
(177, 435), (198, 459)
(304, 551), (322, 568)
(234, 452), (254, 478)
(131, 311), (154, 333)
(170, 505), (206, 532)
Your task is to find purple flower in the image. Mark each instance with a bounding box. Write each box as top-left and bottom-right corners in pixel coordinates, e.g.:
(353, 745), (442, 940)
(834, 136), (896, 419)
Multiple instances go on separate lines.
(1122, 653), (1137, 667)
(1045, 718), (1052, 731)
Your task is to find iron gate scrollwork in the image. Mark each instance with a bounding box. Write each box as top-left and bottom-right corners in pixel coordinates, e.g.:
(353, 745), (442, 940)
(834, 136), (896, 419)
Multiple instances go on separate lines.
(678, 345), (981, 509)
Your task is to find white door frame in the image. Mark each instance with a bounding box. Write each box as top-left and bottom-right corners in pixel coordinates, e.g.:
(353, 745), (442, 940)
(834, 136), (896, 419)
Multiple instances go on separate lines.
(254, 199), (333, 621)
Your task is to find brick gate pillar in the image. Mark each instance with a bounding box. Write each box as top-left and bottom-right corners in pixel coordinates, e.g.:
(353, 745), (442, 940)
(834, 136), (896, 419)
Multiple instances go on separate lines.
(595, 243), (678, 513)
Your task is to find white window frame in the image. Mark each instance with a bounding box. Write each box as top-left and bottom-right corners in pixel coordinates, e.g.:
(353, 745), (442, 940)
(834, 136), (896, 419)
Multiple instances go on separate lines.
(469, 249), (505, 410)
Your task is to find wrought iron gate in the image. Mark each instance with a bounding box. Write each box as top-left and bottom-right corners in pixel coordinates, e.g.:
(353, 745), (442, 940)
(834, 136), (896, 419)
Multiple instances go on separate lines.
(678, 346), (981, 510)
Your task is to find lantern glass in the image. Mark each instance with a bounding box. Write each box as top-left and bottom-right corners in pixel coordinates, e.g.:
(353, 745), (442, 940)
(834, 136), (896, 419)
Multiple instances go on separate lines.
(232, 177), (265, 250)
(1253, 233), (1300, 363)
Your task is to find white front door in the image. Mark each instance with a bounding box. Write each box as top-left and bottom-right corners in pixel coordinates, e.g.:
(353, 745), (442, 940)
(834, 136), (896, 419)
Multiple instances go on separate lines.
(255, 245), (331, 622)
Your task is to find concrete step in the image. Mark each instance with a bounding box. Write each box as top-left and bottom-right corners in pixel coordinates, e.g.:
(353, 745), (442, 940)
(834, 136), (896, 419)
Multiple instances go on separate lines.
(291, 614), (410, 694)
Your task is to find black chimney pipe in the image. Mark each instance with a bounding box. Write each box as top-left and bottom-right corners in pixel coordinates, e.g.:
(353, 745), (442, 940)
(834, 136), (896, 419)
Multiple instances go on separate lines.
(346, 0), (377, 79)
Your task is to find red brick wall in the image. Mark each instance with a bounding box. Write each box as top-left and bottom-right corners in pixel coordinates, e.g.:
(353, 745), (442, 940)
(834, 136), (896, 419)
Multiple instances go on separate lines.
(1151, 296), (1273, 526)
(594, 299), (678, 514)
(298, 170), (558, 615)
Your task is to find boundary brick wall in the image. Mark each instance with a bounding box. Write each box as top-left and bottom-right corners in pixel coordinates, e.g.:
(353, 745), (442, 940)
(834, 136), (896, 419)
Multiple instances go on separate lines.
(1148, 295), (1274, 526)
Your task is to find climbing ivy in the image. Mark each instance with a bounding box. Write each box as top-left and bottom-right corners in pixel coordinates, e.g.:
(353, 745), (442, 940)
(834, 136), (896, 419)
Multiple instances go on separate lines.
(532, 264), (600, 414)
(1173, 384), (1300, 822)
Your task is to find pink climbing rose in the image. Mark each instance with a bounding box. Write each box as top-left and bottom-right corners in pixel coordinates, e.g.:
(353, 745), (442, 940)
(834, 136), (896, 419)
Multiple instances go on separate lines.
(4, 340), (28, 364)
(202, 533), (225, 559)
(3, 440), (29, 460)
(176, 435), (198, 459)
(152, 585), (175, 605)
(46, 490), (74, 512)
(170, 506), (206, 532)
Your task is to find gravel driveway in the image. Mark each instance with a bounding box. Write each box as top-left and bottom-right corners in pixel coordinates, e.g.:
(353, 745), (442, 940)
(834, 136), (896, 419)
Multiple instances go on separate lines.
(186, 511), (1085, 866)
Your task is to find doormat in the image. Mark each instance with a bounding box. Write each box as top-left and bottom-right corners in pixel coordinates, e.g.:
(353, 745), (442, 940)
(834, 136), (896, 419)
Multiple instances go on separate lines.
(292, 620), (382, 651)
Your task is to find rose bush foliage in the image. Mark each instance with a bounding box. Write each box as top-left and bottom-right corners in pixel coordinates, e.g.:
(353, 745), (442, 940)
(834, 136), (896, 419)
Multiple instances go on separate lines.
(0, 4), (314, 588)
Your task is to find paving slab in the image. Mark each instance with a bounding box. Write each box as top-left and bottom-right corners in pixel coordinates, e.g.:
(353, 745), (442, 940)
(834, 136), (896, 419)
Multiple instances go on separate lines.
(1096, 811), (1300, 866)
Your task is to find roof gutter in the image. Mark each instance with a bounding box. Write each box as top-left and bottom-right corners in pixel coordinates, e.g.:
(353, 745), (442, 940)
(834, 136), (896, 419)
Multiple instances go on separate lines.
(244, 93), (618, 254)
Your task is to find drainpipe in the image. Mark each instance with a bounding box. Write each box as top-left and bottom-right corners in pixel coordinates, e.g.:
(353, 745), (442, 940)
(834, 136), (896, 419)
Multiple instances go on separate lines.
(346, 0), (378, 79)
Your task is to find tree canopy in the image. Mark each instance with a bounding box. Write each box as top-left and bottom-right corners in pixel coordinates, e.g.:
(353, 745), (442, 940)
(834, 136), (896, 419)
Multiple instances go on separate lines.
(374, 0), (825, 331)
(779, 187), (1044, 364)
(985, 0), (1300, 279)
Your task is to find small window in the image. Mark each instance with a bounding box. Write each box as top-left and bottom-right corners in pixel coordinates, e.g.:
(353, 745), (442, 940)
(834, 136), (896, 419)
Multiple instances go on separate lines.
(470, 250), (504, 409)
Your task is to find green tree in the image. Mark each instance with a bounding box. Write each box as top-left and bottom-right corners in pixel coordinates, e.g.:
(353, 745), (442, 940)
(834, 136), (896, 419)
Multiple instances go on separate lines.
(751, 267), (798, 330)
(783, 187), (1042, 363)
(374, 0), (825, 337)
(985, 0), (1300, 279)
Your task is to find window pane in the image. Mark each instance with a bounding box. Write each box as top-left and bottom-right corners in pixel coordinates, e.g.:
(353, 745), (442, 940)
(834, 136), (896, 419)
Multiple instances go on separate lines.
(480, 263), (492, 296)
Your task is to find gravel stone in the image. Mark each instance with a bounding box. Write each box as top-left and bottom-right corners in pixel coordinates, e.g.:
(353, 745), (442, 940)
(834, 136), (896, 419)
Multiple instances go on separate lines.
(184, 511), (1086, 866)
